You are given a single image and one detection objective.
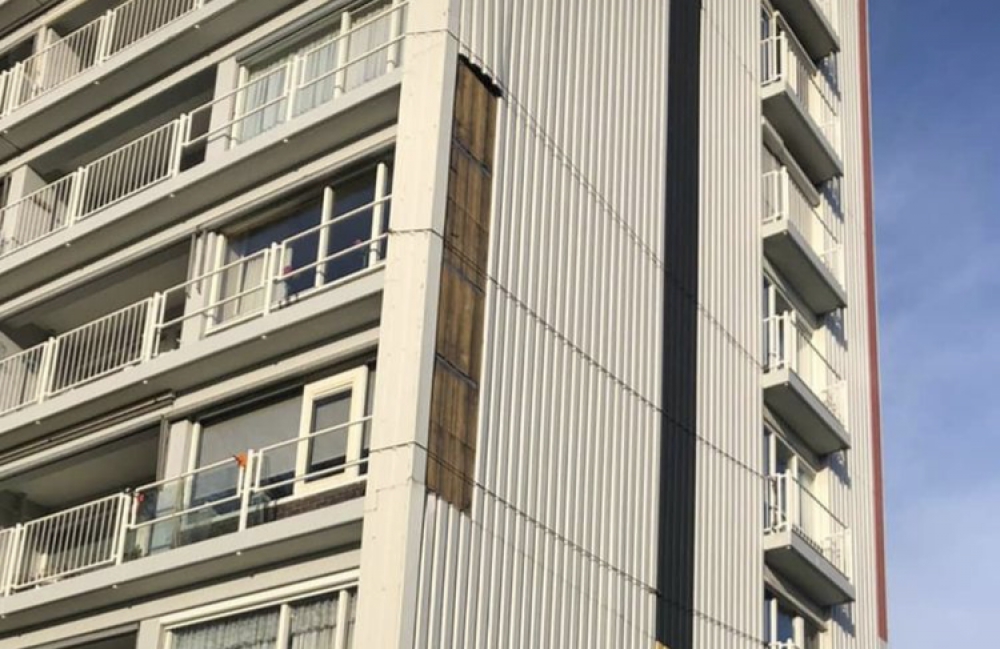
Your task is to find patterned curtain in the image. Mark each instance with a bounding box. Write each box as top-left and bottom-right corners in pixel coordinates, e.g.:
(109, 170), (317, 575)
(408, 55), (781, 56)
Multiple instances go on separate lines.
(172, 607), (280, 649)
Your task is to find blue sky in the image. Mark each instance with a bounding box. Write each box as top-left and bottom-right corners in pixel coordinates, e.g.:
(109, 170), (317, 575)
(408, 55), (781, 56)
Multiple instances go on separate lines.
(872, 0), (1000, 646)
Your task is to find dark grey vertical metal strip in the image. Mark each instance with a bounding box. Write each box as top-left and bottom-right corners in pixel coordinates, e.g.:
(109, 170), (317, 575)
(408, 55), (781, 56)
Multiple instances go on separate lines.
(657, 0), (702, 647)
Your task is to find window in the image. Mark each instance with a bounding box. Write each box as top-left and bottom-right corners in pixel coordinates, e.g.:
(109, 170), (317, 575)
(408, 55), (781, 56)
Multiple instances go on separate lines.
(193, 366), (372, 501)
(166, 585), (357, 649)
(211, 161), (392, 327)
(235, 0), (396, 143)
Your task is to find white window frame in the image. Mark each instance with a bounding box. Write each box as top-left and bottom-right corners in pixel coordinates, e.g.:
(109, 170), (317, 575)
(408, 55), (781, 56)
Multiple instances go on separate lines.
(186, 365), (370, 502)
(295, 366), (369, 496)
(159, 572), (359, 649)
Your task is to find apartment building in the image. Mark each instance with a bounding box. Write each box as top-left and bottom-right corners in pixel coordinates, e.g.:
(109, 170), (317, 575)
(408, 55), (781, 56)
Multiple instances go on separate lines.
(0, 1), (887, 648)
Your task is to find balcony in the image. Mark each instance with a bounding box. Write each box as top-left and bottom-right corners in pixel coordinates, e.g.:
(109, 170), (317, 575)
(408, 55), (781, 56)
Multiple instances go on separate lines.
(0, 179), (389, 447)
(762, 168), (846, 315)
(763, 313), (849, 455)
(0, 0), (405, 299)
(765, 473), (855, 605)
(769, 0), (839, 59)
(0, 0), (315, 161)
(761, 29), (842, 184)
(0, 416), (369, 614)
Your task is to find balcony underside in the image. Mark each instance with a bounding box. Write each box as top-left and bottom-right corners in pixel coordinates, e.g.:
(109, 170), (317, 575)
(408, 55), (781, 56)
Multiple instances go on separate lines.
(771, 0), (840, 59)
(763, 220), (846, 314)
(0, 74), (401, 303)
(0, 0), (303, 162)
(0, 270), (384, 452)
(763, 368), (849, 455)
(0, 0), (59, 35)
(765, 528), (855, 606)
(0, 499), (364, 635)
(763, 87), (842, 185)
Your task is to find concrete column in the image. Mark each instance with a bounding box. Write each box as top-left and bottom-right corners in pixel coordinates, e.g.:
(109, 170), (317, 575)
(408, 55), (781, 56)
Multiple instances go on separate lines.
(352, 1), (459, 647)
(206, 58), (241, 161)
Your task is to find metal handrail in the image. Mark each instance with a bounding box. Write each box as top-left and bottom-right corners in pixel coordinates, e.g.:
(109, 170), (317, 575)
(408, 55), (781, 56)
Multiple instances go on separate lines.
(762, 168), (842, 281)
(0, 0), (205, 117)
(761, 28), (840, 153)
(0, 182), (389, 417)
(764, 312), (845, 422)
(0, 416), (373, 596)
(765, 473), (852, 578)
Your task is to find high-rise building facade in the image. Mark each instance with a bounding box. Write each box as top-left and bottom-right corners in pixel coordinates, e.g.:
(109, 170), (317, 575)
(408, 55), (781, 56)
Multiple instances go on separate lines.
(0, 1), (886, 648)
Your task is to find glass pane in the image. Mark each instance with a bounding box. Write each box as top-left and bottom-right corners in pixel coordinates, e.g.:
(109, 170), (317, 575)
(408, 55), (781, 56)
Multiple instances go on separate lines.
(289, 594), (339, 649)
(172, 606), (280, 649)
(228, 201), (323, 301)
(324, 174), (377, 284)
(197, 393), (303, 502)
(308, 390), (352, 479)
(777, 605), (796, 642)
(240, 65), (289, 141)
(296, 37), (338, 116)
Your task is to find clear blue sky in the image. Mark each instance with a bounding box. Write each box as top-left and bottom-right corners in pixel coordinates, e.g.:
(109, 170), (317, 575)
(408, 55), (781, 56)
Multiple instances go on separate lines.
(872, 0), (1000, 646)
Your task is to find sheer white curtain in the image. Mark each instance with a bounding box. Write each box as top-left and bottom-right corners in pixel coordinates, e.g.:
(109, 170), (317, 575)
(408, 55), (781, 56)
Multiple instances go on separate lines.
(288, 595), (339, 649)
(344, 1), (393, 91)
(295, 35), (338, 117)
(172, 607), (280, 649)
(239, 60), (291, 142)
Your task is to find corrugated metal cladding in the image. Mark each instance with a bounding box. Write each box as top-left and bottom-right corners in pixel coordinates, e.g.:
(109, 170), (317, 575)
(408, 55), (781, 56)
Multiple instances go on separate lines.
(689, 1), (764, 648)
(830, 1), (885, 648)
(410, 1), (668, 648)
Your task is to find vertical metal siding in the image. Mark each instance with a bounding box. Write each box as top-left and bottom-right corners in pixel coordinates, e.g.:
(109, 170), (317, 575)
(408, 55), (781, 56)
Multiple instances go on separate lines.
(691, 1), (763, 648)
(411, 0), (669, 647)
(829, 0), (883, 648)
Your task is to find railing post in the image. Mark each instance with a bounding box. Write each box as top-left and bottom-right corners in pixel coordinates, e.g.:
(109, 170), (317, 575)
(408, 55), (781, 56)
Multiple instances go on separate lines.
(386, 1), (403, 72)
(97, 10), (117, 64)
(2, 62), (21, 115)
(263, 244), (279, 315)
(285, 58), (300, 121)
(780, 168), (790, 224)
(334, 10), (352, 97)
(141, 294), (162, 361)
(3, 525), (24, 596)
(66, 167), (87, 226)
(113, 492), (132, 565)
(370, 162), (389, 266)
(170, 115), (188, 177)
(0, 70), (8, 119)
(238, 450), (256, 531)
(37, 337), (58, 404)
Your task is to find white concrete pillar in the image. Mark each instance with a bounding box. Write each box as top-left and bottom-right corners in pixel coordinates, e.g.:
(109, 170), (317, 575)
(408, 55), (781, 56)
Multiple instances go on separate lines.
(206, 58), (241, 161)
(352, 1), (460, 647)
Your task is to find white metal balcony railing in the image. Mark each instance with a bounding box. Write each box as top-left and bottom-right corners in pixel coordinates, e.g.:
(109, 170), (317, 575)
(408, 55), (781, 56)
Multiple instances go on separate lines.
(764, 312), (845, 423)
(761, 30), (840, 153)
(0, 0), (206, 118)
(0, 189), (390, 418)
(0, 0), (406, 258)
(762, 168), (842, 282)
(769, 642), (801, 649)
(766, 472), (852, 579)
(0, 416), (370, 597)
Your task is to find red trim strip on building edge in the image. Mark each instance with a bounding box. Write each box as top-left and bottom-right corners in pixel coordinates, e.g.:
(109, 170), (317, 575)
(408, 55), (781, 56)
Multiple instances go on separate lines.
(857, 0), (889, 642)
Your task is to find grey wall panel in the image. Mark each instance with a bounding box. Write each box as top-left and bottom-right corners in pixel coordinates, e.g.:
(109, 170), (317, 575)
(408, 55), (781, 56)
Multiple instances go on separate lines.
(410, 0), (670, 647)
(691, 1), (764, 648)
